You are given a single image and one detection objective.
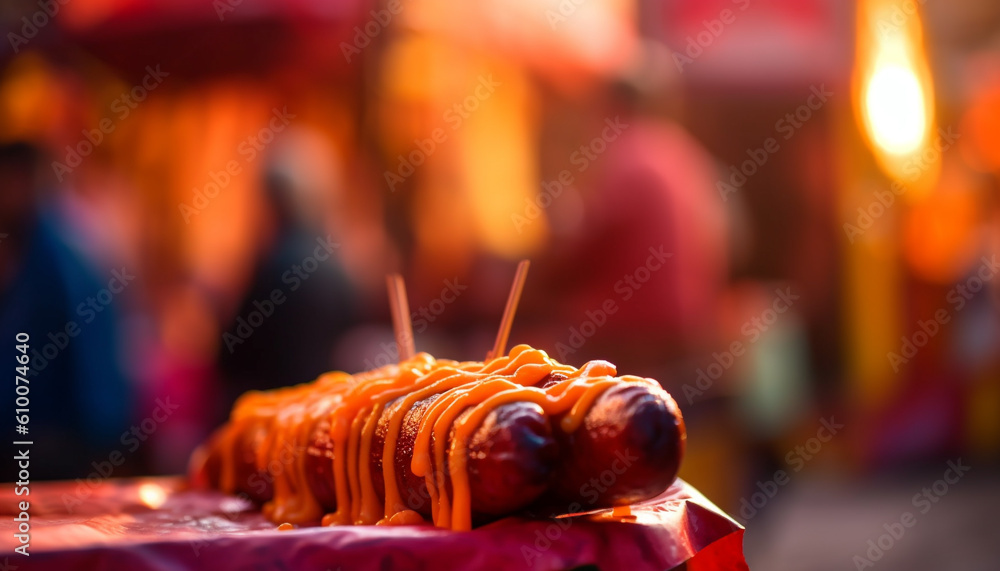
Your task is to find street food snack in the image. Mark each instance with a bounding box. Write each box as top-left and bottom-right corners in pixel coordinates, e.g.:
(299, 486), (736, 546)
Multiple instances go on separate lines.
(190, 345), (685, 531)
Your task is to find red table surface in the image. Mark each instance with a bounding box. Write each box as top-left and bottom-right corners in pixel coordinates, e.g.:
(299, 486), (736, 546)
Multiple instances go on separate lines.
(0, 477), (747, 570)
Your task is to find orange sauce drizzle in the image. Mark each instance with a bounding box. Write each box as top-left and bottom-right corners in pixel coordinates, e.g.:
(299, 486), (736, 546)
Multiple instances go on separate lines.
(212, 344), (663, 531)
(377, 509), (425, 526)
(611, 505), (632, 517)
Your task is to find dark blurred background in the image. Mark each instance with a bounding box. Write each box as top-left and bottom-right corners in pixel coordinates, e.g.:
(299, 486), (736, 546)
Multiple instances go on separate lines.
(1, 0), (999, 568)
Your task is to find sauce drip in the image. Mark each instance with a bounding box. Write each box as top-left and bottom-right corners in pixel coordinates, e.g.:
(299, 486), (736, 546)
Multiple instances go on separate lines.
(213, 344), (658, 531)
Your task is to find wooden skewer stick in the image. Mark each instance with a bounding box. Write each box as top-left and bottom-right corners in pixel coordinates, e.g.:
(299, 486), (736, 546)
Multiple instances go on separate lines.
(488, 260), (531, 361)
(386, 273), (415, 361)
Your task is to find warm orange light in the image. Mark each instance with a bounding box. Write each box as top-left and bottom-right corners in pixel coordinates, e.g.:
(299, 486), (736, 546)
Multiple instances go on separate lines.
(864, 64), (926, 155)
(137, 482), (168, 509)
(901, 165), (981, 283)
(855, 0), (938, 191)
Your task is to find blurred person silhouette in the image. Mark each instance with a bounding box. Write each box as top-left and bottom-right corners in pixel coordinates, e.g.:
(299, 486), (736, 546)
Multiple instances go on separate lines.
(522, 41), (732, 377)
(216, 150), (359, 419)
(0, 141), (133, 479)
(520, 41), (802, 516)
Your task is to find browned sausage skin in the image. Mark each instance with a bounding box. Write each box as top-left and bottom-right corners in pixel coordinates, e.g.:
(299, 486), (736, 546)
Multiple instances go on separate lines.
(551, 382), (685, 507)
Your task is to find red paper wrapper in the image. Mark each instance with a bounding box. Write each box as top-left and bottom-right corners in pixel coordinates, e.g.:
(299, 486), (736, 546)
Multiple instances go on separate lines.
(0, 477), (747, 570)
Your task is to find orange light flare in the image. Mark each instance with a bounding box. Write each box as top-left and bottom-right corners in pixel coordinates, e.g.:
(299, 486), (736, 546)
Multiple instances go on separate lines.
(902, 165), (981, 283)
(137, 482), (168, 510)
(854, 0), (939, 195)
